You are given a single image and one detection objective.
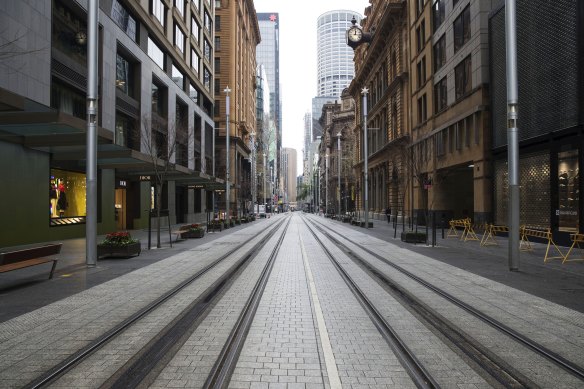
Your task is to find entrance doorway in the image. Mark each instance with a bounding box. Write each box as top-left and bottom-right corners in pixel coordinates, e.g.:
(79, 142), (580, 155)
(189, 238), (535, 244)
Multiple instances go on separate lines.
(115, 188), (127, 230)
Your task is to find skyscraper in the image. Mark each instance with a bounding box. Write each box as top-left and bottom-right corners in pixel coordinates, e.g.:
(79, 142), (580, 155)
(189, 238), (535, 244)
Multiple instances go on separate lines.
(256, 12), (281, 197)
(317, 10), (361, 97)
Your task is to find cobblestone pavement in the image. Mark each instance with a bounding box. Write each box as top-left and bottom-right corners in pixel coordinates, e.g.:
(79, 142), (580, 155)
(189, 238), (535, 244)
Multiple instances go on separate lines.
(1, 213), (584, 388)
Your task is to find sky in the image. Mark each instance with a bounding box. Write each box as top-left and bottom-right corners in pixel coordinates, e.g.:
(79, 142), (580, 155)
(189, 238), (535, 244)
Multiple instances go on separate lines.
(252, 0), (370, 174)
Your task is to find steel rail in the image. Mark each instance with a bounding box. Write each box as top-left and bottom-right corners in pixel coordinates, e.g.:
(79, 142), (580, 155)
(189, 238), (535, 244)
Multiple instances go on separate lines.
(24, 218), (287, 389)
(204, 216), (292, 388)
(308, 215), (584, 382)
(302, 218), (440, 389)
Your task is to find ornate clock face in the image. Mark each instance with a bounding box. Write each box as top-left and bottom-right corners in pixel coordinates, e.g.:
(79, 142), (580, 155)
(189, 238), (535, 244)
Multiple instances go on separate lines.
(347, 27), (363, 43)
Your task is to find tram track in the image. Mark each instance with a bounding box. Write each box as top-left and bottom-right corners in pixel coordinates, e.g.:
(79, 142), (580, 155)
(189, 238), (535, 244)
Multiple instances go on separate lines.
(302, 217), (440, 389)
(24, 216), (290, 389)
(305, 214), (584, 387)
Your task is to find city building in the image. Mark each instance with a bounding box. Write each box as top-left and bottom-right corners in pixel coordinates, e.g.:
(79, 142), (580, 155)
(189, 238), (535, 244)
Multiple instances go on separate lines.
(317, 89), (356, 216)
(0, 0), (218, 247)
(281, 148), (297, 207)
(490, 0), (583, 244)
(317, 10), (361, 98)
(256, 12), (282, 201)
(255, 64), (274, 206)
(349, 0), (410, 221)
(214, 0), (260, 218)
(420, 0), (495, 224)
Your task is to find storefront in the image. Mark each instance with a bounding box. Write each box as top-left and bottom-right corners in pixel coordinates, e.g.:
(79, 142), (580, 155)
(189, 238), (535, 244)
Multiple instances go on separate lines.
(49, 168), (87, 226)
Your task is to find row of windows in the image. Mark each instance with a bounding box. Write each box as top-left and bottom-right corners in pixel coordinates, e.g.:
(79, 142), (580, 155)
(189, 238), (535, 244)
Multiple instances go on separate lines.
(317, 13), (359, 26)
(435, 112), (479, 157)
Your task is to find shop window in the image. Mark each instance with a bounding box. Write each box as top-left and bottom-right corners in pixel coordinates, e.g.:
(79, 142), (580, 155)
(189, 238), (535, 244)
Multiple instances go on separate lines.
(558, 150), (579, 232)
(50, 169), (86, 220)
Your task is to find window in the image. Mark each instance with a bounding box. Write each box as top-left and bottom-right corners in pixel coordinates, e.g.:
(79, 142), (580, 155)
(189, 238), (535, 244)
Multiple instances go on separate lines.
(147, 37), (165, 69)
(190, 84), (200, 104)
(191, 48), (200, 73)
(416, 20), (425, 52)
(416, 56), (426, 89)
(455, 121), (462, 150)
(203, 39), (211, 61)
(215, 15), (221, 30)
(151, 0), (165, 27)
(175, 24), (185, 53)
(417, 94), (427, 123)
(175, 100), (189, 167)
(115, 112), (138, 149)
(453, 5), (470, 53)
(453, 0), (460, 6)
(203, 67), (211, 90)
(455, 55), (471, 100)
(174, 0), (185, 17)
(151, 80), (166, 117)
(214, 36), (221, 50)
(172, 65), (184, 88)
(51, 78), (86, 120)
(192, 0), (199, 11)
(434, 77), (447, 112)
(416, 0), (425, 16)
(214, 57), (220, 72)
(436, 130), (445, 156)
(215, 78), (220, 94)
(432, 0), (444, 32)
(191, 17), (200, 42)
(52, 0), (87, 66)
(111, 0), (137, 41)
(116, 53), (135, 98)
(433, 35), (446, 71)
(204, 11), (212, 32)
(215, 0), (220, 8)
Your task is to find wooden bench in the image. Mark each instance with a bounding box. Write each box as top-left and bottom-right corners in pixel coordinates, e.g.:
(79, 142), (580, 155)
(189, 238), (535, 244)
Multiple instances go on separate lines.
(0, 243), (61, 279)
(172, 225), (192, 241)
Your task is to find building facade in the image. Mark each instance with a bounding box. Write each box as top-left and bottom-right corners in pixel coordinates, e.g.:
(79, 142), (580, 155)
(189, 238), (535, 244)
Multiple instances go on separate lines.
(317, 10), (361, 98)
(0, 0), (218, 247)
(256, 12), (282, 202)
(349, 0), (410, 221)
(490, 0), (584, 244)
(214, 0), (260, 218)
(281, 147), (297, 206)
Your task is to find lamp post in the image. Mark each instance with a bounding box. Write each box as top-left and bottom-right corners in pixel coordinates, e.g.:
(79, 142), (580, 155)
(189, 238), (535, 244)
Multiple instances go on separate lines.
(325, 153), (329, 216)
(263, 152), (267, 206)
(250, 131), (256, 214)
(362, 88), (369, 229)
(224, 86), (231, 222)
(337, 132), (342, 217)
(318, 166), (321, 214)
(506, 0), (520, 271)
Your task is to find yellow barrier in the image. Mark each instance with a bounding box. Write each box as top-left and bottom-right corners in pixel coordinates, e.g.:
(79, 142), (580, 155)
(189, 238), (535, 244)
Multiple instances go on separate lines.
(447, 218), (467, 238)
(447, 218), (481, 242)
(480, 224), (509, 246)
(562, 233), (584, 263)
(520, 227), (565, 263)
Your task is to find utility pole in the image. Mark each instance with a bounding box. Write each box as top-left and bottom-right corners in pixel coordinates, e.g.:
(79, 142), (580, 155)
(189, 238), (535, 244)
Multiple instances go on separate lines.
(362, 88), (369, 229)
(224, 87), (231, 222)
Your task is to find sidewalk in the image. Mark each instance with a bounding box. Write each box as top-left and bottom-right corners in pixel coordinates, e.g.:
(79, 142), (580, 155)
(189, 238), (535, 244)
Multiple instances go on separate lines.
(324, 213), (584, 313)
(2, 213), (584, 324)
(0, 221), (251, 322)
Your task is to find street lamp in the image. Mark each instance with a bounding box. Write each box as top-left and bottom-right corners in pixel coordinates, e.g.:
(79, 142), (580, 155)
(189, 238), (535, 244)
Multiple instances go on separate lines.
(224, 86), (231, 221)
(263, 152), (267, 206)
(362, 87), (369, 229)
(337, 132), (342, 217)
(250, 131), (256, 214)
(325, 153), (329, 216)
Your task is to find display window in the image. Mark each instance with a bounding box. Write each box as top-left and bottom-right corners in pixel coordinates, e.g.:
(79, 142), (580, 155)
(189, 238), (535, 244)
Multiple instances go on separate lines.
(558, 150), (579, 233)
(50, 169), (87, 225)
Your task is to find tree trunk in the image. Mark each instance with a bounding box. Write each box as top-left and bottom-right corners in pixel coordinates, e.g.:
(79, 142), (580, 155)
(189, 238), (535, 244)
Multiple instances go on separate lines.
(156, 182), (162, 248)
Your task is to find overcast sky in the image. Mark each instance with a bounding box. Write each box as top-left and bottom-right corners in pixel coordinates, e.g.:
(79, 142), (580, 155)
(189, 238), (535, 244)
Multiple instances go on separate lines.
(252, 0), (370, 173)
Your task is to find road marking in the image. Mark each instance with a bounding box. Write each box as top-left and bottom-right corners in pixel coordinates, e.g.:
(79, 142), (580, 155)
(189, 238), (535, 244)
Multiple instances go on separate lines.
(299, 233), (342, 389)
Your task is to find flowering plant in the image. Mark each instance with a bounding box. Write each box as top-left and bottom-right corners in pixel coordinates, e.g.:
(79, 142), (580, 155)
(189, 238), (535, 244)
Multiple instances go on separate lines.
(187, 223), (204, 232)
(101, 231), (138, 246)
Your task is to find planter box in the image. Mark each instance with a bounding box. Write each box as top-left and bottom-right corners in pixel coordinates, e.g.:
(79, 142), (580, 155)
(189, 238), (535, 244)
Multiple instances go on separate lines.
(97, 241), (141, 258)
(401, 231), (427, 243)
(181, 229), (205, 239)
